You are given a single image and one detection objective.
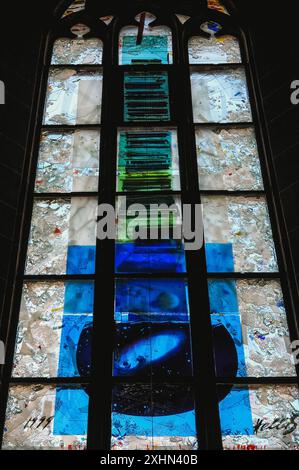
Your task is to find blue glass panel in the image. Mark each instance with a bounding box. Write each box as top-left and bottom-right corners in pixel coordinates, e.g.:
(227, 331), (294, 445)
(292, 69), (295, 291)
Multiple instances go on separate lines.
(111, 384), (197, 450)
(115, 240), (186, 273)
(114, 324), (192, 377)
(124, 72), (170, 122)
(218, 386), (254, 436)
(59, 281), (94, 377)
(54, 387), (89, 436)
(209, 279), (246, 377)
(113, 410), (196, 438)
(205, 243), (234, 272)
(66, 246), (96, 274)
(208, 279), (239, 314)
(58, 315), (92, 377)
(115, 278), (189, 322)
(212, 315), (246, 377)
(64, 281), (94, 313)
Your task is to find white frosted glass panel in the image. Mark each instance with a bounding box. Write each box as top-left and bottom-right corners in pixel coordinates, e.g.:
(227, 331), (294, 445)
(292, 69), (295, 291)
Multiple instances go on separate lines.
(44, 68), (102, 125)
(189, 35), (241, 64)
(196, 127), (263, 190)
(202, 195), (278, 273)
(35, 130), (100, 193)
(209, 279), (296, 377)
(25, 198), (97, 275)
(190, 68), (252, 123)
(52, 38), (103, 65)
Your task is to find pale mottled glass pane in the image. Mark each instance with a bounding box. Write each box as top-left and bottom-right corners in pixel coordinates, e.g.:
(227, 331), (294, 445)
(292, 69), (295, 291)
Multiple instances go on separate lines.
(13, 281), (94, 378)
(209, 279), (296, 377)
(3, 385), (88, 450)
(119, 13), (173, 65)
(189, 36), (241, 64)
(26, 199), (71, 275)
(190, 68), (252, 123)
(196, 127), (263, 190)
(236, 280), (295, 376)
(52, 38), (103, 65)
(25, 198), (97, 275)
(219, 385), (299, 450)
(43, 69), (102, 125)
(35, 131), (100, 193)
(116, 127), (180, 192)
(202, 196), (278, 272)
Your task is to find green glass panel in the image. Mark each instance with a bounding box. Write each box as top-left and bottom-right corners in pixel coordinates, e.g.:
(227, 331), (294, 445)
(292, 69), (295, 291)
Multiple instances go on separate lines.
(117, 128), (180, 191)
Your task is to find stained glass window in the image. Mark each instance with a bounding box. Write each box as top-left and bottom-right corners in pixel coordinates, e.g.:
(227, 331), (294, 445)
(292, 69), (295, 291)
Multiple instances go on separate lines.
(186, 1), (298, 452)
(112, 9), (198, 450)
(1, 12), (103, 450)
(1, 2), (298, 453)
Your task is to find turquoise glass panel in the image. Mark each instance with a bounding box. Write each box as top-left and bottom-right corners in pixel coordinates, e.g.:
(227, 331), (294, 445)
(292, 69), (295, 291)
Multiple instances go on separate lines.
(124, 72), (170, 122)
